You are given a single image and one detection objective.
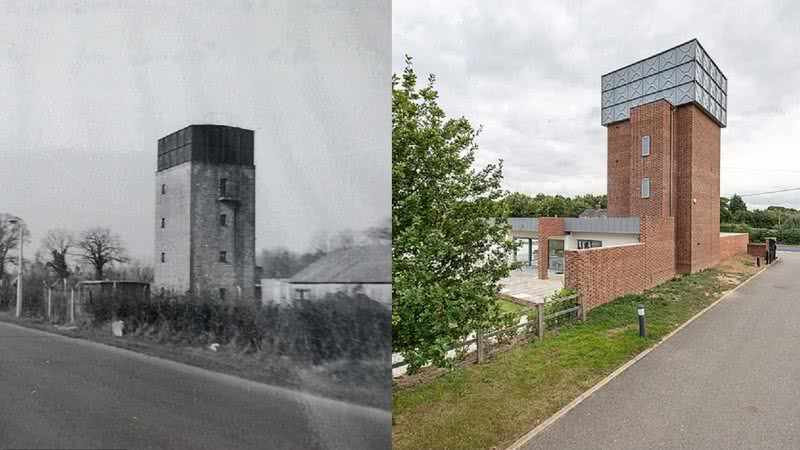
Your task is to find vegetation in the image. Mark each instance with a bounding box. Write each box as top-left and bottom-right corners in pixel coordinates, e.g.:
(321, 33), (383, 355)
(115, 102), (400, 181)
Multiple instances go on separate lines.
(83, 290), (391, 365)
(504, 192), (607, 218)
(392, 255), (759, 450)
(721, 194), (800, 244)
(392, 57), (517, 373)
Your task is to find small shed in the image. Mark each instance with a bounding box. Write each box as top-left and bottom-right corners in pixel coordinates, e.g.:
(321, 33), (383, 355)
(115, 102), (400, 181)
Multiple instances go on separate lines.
(288, 246), (390, 305)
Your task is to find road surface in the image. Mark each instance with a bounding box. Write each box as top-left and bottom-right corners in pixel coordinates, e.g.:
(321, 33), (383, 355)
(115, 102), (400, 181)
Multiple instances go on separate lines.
(0, 321), (389, 449)
(523, 252), (800, 450)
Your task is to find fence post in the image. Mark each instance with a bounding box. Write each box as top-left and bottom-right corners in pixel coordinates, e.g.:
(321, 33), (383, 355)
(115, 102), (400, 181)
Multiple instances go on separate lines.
(579, 292), (586, 322)
(70, 287), (75, 323)
(537, 303), (545, 339)
(476, 328), (485, 364)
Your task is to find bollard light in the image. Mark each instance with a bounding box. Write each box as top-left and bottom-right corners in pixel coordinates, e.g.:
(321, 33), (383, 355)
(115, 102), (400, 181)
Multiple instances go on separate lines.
(638, 304), (646, 337)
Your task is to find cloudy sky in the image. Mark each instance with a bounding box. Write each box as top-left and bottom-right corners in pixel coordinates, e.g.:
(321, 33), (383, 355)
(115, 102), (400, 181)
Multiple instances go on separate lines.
(393, 1), (800, 210)
(0, 0), (389, 263)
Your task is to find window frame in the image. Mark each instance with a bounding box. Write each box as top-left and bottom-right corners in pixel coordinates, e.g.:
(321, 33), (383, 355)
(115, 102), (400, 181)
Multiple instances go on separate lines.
(641, 177), (651, 198)
(219, 178), (228, 197)
(577, 239), (602, 249)
(219, 251), (228, 263)
(641, 135), (651, 157)
(220, 214), (227, 227)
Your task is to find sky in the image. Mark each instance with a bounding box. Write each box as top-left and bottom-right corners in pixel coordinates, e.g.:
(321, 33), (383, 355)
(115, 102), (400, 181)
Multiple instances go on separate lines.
(393, 0), (800, 211)
(0, 0), (389, 263)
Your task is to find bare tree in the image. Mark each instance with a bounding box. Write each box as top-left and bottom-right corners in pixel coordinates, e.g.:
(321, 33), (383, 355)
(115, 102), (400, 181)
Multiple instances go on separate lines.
(78, 227), (129, 280)
(41, 229), (75, 282)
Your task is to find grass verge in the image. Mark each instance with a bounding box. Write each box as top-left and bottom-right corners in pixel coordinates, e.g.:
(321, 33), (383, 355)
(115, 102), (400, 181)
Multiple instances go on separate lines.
(0, 312), (389, 410)
(392, 255), (761, 450)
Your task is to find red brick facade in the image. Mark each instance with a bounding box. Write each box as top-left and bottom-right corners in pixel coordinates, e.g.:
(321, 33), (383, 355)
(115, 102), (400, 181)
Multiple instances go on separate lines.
(674, 104), (721, 273)
(557, 100), (745, 310)
(606, 101), (724, 275)
(719, 233), (748, 260)
(537, 218), (565, 280)
(564, 216), (675, 310)
(565, 243), (646, 310)
(747, 242), (767, 259)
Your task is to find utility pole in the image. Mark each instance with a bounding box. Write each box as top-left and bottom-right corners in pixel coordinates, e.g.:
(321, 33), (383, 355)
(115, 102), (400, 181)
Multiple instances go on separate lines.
(8, 217), (23, 318)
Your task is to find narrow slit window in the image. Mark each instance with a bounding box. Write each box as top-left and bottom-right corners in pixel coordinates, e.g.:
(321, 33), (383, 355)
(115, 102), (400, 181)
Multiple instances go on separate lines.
(219, 178), (228, 197)
(641, 135), (650, 156)
(219, 251), (228, 263)
(220, 214), (227, 226)
(641, 177), (650, 198)
(161, 184), (166, 194)
(161, 252), (165, 263)
(161, 217), (165, 228)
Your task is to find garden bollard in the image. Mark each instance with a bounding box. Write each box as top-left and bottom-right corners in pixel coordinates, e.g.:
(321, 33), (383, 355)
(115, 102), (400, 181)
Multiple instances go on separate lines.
(638, 304), (646, 338)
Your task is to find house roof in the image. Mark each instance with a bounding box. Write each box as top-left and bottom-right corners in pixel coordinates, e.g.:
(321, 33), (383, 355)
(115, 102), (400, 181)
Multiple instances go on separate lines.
(289, 245), (391, 284)
(579, 208), (609, 218)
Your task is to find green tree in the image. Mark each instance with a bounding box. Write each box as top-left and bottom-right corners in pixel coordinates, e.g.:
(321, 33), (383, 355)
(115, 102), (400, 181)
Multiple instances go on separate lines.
(720, 197), (733, 223)
(729, 194), (747, 216)
(392, 57), (516, 372)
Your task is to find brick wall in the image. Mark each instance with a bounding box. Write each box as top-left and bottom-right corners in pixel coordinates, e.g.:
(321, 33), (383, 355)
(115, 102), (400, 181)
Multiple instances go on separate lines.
(607, 121), (631, 217)
(565, 243), (647, 310)
(191, 163), (257, 300)
(719, 233), (748, 260)
(628, 101), (673, 218)
(747, 242), (766, 259)
(674, 103), (721, 273)
(565, 216), (675, 311)
(537, 218), (565, 280)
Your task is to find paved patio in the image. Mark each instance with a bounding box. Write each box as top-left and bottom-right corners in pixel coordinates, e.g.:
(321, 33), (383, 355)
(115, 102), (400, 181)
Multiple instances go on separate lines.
(499, 266), (564, 304)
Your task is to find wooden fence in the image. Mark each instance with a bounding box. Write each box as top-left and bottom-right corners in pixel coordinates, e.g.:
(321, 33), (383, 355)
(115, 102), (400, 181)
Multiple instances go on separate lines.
(392, 292), (584, 375)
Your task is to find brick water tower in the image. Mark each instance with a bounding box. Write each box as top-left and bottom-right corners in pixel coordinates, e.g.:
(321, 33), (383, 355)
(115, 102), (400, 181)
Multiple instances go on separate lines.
(154, 124), (256, 300)
(601, 39), (727, 273)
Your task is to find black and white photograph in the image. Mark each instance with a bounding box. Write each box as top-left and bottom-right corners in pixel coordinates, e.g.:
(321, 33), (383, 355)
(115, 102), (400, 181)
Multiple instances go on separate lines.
(0, 1), (390, 449)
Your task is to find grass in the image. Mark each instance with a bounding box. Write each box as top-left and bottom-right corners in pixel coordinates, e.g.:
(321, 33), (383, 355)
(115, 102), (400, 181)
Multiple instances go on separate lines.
(497, 298), (527, 314)
(392, 255), (761, 450)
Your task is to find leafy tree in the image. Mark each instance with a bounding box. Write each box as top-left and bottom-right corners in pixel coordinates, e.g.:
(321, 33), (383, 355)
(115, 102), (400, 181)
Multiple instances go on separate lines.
(720, 197), (733, 223)
(729, 194), (747, 216)
(77, 227), (129, 280)
(392, 57), (516, 372)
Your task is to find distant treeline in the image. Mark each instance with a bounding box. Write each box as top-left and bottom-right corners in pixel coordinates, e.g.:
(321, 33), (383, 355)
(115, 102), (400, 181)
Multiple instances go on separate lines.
(503, 193), (607, 218)
(721, 194), (800, 244)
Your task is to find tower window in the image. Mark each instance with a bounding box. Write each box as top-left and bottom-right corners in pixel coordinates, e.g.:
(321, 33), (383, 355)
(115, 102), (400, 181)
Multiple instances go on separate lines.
(161, 252), (165, 263)
(641, 177), (650, 198)
(219, 288), (226, 301)
(641, 135), (651, 156)
(219, 251), (228, 263)
(161, 217), (165, 228)
(161, 184), (166, 194)
(220, 214), (227, 226)
(219, 178), (228, 197)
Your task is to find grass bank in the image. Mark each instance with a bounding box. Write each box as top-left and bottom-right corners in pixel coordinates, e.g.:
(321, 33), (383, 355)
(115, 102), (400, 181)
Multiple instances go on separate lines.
(392, 255), (761, 450)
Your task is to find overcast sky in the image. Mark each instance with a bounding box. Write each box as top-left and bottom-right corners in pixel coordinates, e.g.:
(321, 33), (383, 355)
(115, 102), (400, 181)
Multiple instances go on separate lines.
(0, 0), (389, 263)
(393, 1), (800, 212)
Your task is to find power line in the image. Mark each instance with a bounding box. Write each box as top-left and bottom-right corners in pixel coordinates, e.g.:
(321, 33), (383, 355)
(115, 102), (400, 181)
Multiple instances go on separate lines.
(738, 187), (800, 197)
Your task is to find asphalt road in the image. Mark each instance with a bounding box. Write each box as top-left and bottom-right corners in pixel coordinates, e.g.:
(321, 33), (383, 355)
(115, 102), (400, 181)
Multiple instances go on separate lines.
(0, 321), (389, 449)
(777, 244), (800, 252)
(523, 252), (800, 450)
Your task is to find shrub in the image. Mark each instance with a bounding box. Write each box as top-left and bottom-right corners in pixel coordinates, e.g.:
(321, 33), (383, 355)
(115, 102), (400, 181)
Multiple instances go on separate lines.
(84, 290), (391, 365)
